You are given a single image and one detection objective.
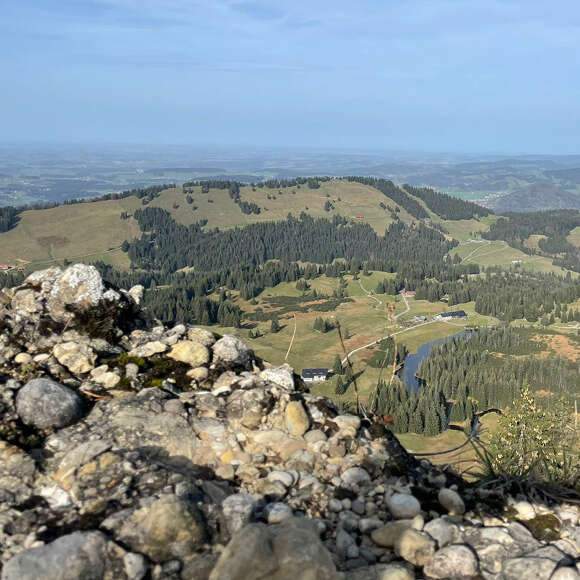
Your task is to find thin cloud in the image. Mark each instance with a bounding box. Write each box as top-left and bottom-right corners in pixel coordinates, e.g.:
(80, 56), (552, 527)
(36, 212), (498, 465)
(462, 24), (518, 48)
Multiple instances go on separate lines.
(230, 1), (286, 20)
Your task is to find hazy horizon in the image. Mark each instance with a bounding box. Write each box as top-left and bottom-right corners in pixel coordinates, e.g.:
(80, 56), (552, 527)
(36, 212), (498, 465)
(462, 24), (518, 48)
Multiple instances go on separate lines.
(2, 1), (580, 154)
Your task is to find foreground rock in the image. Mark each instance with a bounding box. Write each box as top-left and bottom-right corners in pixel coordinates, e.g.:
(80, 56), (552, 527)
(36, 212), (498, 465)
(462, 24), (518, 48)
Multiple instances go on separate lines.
(2, 531), (108, 580)
(0, 264), (579, 580)
(15, 378), (84, 429)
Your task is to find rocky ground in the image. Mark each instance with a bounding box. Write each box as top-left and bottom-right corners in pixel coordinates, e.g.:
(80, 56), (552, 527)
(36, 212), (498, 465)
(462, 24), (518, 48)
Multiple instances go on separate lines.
(0, 264), (579, 580)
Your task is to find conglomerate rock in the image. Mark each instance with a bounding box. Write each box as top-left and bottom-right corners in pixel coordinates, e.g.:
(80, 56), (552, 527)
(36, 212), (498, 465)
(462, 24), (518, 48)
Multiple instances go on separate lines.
(0, 264), (578, 580)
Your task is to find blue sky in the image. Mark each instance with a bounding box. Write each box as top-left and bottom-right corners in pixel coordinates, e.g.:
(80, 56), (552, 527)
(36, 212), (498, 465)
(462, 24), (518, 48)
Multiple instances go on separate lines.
(1, 0), (580, 153)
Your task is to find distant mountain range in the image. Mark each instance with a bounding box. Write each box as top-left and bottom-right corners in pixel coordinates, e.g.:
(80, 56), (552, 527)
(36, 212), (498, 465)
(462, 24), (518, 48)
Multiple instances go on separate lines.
(490, 183), (580, 212)
(1, 144), (580, 211)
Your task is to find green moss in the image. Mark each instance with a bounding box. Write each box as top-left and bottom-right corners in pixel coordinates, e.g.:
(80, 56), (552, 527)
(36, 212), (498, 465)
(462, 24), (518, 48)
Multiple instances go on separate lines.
(144, 357), (191, 388)
(148, 378), (164, 388)
(522, 513), (561, 542)
(503, 506), (561, 542)
(115, 353), (146, 368)
(503, 506), (519, 521)
(67, 301), (124, 340)
(115, 376), (133, 390)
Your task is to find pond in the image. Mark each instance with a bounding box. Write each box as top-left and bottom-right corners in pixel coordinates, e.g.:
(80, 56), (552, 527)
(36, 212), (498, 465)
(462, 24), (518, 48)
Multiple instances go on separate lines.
(400, 331), (467, 392)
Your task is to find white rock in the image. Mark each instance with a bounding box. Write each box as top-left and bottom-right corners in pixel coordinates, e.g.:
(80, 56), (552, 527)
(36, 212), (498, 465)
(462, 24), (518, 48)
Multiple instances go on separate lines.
(423, 544), (480, 579)
(260, 364), (295, 390)
(130, 341), (167, 358)
(510, 500), (536, 520)
(212, 335), (251, 367)
(267, 470), (295, 488)
(395, 529), (436, 567)
(341, 467), (371, 487)
(438, 488), (465, 516)
(128, 285), (144, 305)
(386, 493), (421, 519)
(39, 485), (72, 508)
(423, 518), (456, 547)
(266, 502), (293, 524)
(333, 415), (361, 438)
(53, 342), (95, 374)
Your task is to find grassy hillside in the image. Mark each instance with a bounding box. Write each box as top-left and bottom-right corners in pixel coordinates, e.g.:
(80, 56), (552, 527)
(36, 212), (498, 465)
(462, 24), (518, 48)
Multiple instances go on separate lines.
(0, 179), (451, 270)
(451, 240), (571, 276)
(0, 197), (142, 269)
(0, 178), (577, 279)
(150, 180), (414, 233)
(206, 274), (501, 403)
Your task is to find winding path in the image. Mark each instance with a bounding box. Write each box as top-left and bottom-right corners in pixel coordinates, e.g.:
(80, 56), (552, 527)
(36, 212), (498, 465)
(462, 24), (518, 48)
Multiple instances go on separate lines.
(284, 313), (297, 361)
(341, 291), (415, 365)
(358, 278), (382, 307)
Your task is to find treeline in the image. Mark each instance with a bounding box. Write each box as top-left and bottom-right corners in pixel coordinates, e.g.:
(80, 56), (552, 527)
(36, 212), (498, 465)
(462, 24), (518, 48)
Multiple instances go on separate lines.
(125, 209), (457, 273)
(402, 184), (491, 220)
(483, 211), (580, 272)
(257, 177), (330, 189)
(483, 210), (580, 247)
(405, 268), (580, 323)
(0, 184), (173, 233)
(345, 177), (429, 220)
(96, 259), (348, 325)
(373, 378), (448, 436)
(417, 328), (580, 416)
(144, 287), (242, 327)
(182, 180), (260, 214)
(370, 326), (580, 436)
(0, 207), (20, 233)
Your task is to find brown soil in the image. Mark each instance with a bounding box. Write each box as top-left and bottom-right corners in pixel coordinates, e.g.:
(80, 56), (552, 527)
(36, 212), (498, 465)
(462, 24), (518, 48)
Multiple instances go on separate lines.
(535, 334), (579, 362)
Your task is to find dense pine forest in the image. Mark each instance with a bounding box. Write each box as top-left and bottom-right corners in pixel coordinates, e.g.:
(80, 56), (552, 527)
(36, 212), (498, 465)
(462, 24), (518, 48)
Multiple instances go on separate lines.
(126, 209), (456, 272)
(2, 177), (580, 335)
(402, 184), (492, 220)
(414, 268), (580, 323)
(370, 327), (580, 436)
(345, 177), (430, 219)
(483, 210), (580, 272)
(0, 207), (20, 233)
(417, 327), (579, 413)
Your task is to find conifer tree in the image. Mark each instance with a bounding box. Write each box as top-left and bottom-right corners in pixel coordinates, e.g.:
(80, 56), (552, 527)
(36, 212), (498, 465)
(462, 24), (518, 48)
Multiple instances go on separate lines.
(332, 354), (343, 375)
(335, 376), (346, 395)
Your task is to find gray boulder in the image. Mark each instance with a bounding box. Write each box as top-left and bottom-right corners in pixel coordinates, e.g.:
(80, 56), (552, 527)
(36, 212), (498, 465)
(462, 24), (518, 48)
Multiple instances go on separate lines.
(1, 531), (107, 580)
(16, 378), (84, 429)
(47, 264), (106, 321)
(423, 544), (479, 579)
(209, 518), (336, 580)
(117, 495), (206, 562)
(213, 334), (251, 368)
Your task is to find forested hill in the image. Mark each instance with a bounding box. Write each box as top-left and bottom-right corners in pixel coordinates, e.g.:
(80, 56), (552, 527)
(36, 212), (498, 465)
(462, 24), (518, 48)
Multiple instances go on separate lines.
(483, 210), (580, 272)
(403, 184), (491, 220)
(128, 208), (456, 272)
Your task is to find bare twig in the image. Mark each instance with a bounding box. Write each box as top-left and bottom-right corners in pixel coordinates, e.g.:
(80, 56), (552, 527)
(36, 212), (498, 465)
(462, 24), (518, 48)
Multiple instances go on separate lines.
(336, 320), (361, 416)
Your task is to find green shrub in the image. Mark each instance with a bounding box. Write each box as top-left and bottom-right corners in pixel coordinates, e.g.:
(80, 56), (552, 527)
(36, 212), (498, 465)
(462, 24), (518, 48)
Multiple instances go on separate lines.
(480, 384), (579, 490)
